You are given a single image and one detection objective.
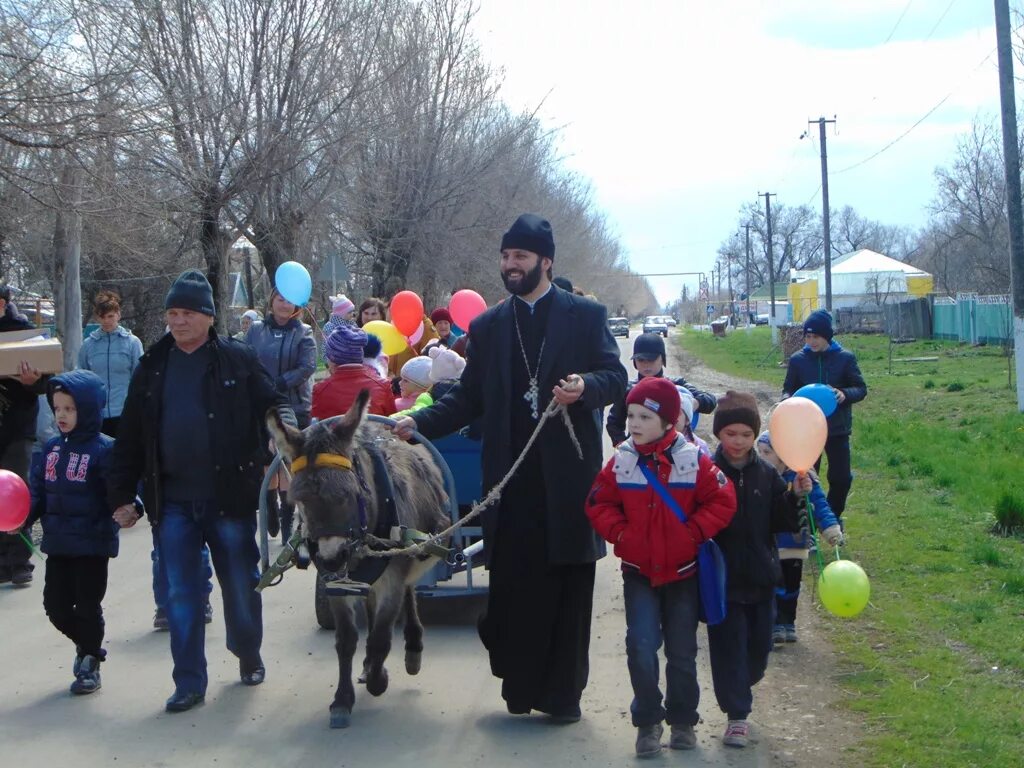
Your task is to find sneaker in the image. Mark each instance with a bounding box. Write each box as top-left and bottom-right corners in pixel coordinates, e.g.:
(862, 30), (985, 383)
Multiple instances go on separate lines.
(670, 723), (697, 750)
(635, 723), (664, 758)
(70, 655), (101, 695)
(723, 719), (750, 748)
(11, 565), (33, 585)
(153, 608), (169, 631)
(784, 624), (798, 643)
(204, 600), (214, 624)
(772, 625), (786, 645)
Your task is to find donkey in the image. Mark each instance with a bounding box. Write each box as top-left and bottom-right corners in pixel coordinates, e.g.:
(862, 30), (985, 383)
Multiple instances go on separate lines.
(267, 389), (450, 728)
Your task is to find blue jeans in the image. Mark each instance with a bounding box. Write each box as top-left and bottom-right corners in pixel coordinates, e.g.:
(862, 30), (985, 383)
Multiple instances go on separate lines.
(707, 598), (774, 720)
(151, 531), (213, 610)
(155, 500), (263, 695)
(623, 570), (701, 727)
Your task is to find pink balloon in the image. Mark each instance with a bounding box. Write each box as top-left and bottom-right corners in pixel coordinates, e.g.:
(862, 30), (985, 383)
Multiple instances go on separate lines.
(767, 397), (828, 473)
(0, 469), (30, 533)
(448, 289), (487, 330)
(407, 320), (425, 345)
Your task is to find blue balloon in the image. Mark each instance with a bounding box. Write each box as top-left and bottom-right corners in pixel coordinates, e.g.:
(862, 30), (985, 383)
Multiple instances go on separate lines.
(275, 261), (312, 306)
(794, 383), (838, 418)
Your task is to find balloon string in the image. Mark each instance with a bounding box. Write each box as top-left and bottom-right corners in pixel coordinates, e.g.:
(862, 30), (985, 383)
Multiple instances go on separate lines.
(805, 495), (826, 573)
(18, 531), (45, 561)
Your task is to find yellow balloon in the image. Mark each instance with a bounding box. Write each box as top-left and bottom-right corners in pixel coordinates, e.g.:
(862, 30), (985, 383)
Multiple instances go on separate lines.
(768, 397), (828, 473)
(818, 560), (870, 618)
(362, 320), (408, 356)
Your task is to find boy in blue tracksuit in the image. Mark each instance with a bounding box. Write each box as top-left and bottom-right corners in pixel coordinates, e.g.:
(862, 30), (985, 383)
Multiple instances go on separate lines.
(782, 310), (867, 519)
(27, 370), (123, 695)
(756, 431), (844, 644)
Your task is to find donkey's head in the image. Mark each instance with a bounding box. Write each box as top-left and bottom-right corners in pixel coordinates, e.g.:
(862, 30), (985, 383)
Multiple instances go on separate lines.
(267, 389), (374, 576)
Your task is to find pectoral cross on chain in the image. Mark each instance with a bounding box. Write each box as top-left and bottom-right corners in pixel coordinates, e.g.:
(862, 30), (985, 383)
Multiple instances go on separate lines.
(524, 376), (541, 420)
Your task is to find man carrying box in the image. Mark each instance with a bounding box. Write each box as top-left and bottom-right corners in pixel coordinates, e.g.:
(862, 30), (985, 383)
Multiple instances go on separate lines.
(0, 286), (49, 586)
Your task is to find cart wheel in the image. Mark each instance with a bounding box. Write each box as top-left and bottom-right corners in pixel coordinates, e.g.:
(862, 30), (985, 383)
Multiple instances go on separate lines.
(315, 572), (335, 630)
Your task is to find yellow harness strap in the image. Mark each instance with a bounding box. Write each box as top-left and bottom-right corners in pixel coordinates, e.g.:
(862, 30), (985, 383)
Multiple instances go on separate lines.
(290, 454), (353, 474)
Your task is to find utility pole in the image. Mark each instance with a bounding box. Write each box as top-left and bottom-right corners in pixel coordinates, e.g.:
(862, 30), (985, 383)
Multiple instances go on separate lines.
(759, 192), (777, 341)
(995, 0), (1024, 409)
(808, 117), (836, 311)
(744, 224), (752, 322)
(726, 249), (733, 322)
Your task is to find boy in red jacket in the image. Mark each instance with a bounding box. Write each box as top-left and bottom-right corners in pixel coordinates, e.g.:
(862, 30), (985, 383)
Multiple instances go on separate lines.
(586, 377), (736, 758)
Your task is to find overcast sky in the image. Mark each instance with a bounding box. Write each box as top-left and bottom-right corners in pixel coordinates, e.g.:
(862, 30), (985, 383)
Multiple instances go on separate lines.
(473, 0), (1003, 304)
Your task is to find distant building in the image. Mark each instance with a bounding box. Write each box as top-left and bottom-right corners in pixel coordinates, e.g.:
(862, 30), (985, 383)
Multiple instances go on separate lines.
(788, 249), (933, 322)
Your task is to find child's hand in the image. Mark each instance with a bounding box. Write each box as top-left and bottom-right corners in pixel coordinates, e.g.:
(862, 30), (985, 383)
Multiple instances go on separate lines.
(793, 473), (813, 496)
(821, 524), (845, 547)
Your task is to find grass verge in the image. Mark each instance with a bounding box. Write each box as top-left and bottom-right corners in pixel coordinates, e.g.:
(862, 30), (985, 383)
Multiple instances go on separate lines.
(679, 327), (1024, 768)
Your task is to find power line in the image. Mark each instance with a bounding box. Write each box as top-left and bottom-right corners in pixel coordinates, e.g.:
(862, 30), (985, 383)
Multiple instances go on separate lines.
(882, 0), (915, 45)
(924, 0), (958, 42)
(833, 44), (1000, 176)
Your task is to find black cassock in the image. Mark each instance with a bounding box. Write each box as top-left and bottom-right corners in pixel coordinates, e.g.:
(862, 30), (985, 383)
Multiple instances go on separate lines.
(412, 286), (627, 717)
(476, 292), (595, 715)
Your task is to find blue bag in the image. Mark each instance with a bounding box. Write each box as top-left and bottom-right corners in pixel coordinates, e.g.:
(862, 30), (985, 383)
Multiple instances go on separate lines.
(638, 461), (728, 625)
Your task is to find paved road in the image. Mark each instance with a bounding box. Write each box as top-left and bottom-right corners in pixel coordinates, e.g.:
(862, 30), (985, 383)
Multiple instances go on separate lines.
(1, 330), (802, 767)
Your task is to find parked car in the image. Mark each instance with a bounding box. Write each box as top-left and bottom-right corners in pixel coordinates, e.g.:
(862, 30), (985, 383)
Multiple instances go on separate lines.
(663, 316), (678, 327)
(608, 316), (630, 337)
(754, 313), (770, 326)
(642, 315), (669, 337)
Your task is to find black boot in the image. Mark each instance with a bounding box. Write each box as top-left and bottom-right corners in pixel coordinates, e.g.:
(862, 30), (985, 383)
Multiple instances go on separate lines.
(279, 491), (293, 544)
(266, 489), (280, 538)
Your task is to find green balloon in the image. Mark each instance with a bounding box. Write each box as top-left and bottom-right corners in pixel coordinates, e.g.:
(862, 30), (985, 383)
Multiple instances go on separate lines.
(818, 559), (870, 618)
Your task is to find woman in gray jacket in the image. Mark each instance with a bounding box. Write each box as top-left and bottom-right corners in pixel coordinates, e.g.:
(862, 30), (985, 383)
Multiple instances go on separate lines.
(77, 290), (144, 438)
(245, 288), (316, 541)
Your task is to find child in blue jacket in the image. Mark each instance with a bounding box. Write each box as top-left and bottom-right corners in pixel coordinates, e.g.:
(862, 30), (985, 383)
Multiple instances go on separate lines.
(27, 370), (123, 695)
(756, 431), (844, 644)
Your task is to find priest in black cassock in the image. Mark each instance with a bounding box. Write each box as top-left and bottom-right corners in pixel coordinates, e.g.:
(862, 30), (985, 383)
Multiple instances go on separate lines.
(393, 214), (627, 722)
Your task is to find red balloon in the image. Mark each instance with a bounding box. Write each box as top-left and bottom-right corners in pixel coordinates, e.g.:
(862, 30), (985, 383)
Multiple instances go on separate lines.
(449, 289), (487, 330)
(0, 469), (30, 533)
(389, 291), (424, 337)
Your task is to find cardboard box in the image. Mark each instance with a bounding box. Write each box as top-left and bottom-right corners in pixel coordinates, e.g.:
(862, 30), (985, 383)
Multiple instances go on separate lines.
(0, 331), (64, 376)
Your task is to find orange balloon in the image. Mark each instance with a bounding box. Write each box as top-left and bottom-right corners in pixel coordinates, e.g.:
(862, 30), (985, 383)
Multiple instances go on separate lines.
(767, 397), (827, 473)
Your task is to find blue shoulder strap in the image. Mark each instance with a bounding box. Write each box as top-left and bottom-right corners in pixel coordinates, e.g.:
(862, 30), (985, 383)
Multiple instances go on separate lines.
(638, 460), (688, 525)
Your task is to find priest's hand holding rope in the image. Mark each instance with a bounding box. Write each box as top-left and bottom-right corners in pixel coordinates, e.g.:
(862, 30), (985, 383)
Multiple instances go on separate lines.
(552, 373), (585, 406)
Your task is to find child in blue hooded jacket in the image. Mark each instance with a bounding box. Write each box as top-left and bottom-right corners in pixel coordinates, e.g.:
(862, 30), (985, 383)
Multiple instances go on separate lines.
(756, 431), (844, 644)
(782, 310), (866, 519)
(27, 370), (123, 695)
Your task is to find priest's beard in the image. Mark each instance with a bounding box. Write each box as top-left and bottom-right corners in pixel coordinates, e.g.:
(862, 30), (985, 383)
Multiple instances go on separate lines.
(501, 258), (544, 296)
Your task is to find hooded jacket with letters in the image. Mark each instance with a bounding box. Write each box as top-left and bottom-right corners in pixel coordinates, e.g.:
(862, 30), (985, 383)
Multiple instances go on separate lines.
(586, 429), (736, 587)
(27, 370), (119, 558)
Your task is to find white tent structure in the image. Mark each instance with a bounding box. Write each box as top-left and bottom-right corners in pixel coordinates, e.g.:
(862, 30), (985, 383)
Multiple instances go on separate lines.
(790, 249), (933, 311)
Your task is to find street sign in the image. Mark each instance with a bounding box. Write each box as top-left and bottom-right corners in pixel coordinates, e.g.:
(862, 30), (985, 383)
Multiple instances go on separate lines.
(706, 304), (715, 315)
(316, 254), (350, 284)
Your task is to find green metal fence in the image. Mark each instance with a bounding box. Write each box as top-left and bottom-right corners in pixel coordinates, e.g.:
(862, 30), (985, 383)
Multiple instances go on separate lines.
(933, 295), (1012, 344)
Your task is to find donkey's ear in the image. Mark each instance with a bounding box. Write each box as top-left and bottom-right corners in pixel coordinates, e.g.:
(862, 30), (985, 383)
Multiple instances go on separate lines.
(266, 408), (304, 460)
(332, 388), (371, 441)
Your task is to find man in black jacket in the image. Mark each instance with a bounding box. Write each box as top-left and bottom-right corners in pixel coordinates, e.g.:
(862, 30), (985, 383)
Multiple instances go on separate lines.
(110, 270), (296, 713)
(606, 333), (716, 446)
(0, 286), (48, 586)
(393, 214), (628, 722)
